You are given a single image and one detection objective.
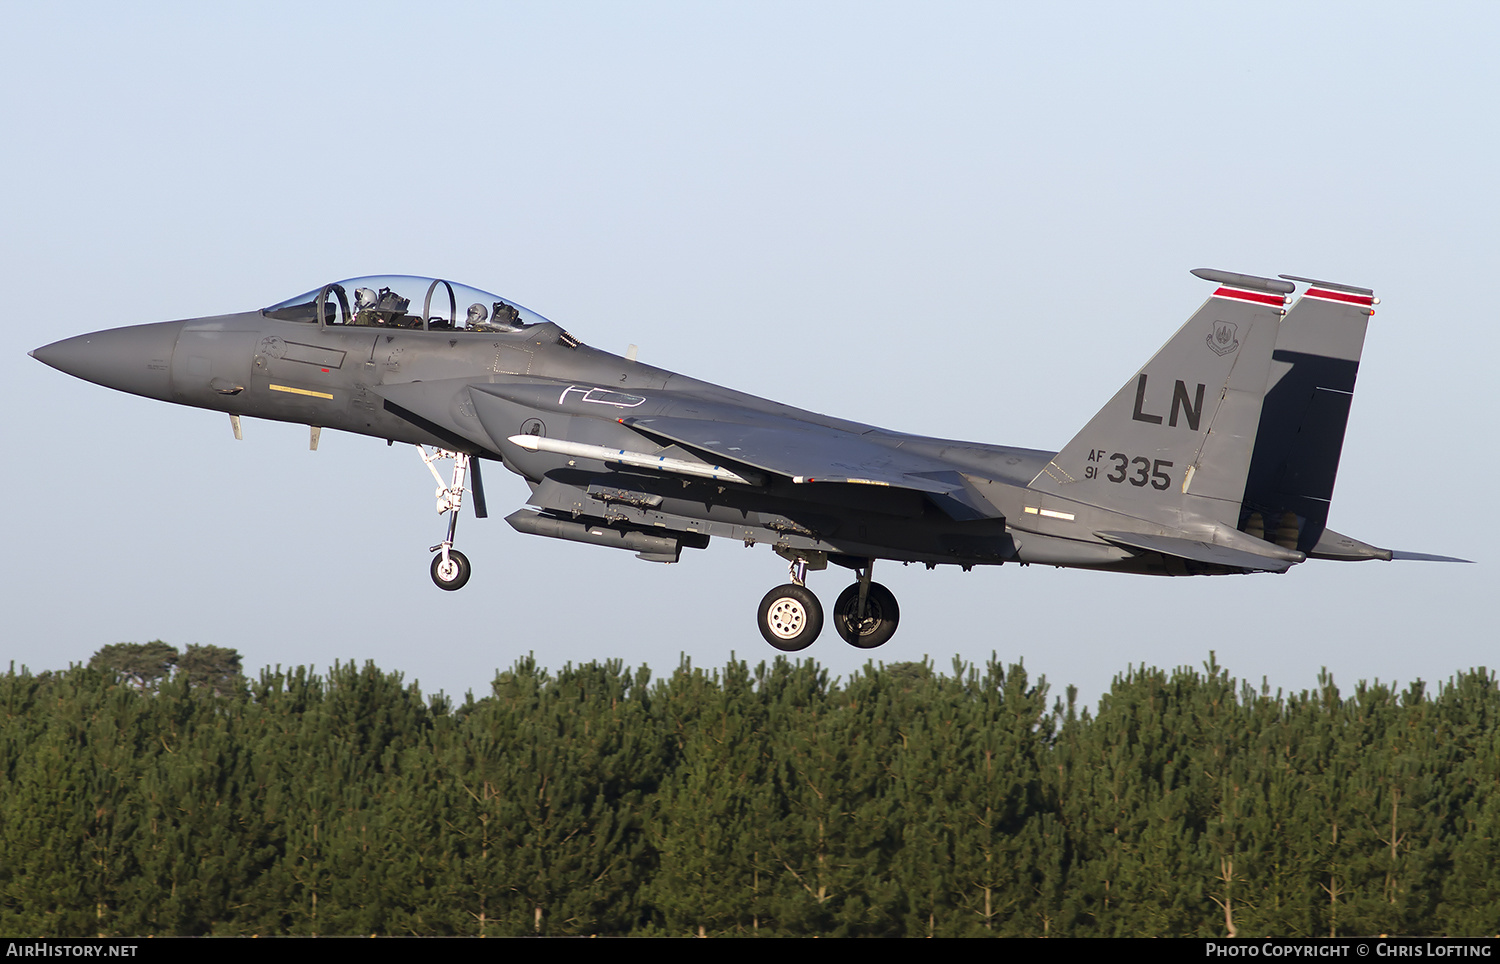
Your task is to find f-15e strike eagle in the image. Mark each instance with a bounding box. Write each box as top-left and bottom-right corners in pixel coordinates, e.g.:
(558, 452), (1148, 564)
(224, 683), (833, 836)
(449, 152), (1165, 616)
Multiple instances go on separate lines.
(31, 268), (1465, 652)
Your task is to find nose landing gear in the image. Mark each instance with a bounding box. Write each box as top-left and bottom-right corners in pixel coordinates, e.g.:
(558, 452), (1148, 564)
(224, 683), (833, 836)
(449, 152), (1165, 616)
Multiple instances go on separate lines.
(418, 446), (486, 591)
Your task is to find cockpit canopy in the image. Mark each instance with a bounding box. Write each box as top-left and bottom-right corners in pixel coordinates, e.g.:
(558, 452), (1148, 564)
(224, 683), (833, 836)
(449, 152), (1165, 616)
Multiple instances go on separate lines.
(263, 275), (555, 333)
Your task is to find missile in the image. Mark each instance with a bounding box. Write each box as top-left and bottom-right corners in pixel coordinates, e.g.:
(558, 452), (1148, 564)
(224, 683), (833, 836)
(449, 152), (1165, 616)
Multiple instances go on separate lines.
(507, 434), (763, 486)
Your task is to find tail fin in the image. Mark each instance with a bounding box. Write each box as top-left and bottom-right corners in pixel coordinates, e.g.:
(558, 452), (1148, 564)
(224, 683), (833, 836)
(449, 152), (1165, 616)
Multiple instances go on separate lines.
(1029, 268), (1289, 529)
(1239, 276), (1376, 553)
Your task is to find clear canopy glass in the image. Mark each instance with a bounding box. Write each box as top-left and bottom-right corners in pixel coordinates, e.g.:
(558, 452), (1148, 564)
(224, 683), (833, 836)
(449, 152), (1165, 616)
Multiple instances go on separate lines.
(263, 275), (555, 332)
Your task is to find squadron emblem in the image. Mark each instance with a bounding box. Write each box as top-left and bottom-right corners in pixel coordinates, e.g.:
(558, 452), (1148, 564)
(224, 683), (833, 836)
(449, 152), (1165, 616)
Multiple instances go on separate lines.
(1206, 320), (1239, 356)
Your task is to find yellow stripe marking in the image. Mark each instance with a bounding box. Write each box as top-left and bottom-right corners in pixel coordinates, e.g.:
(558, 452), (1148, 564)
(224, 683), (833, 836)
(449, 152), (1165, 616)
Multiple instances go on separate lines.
(269, 384), (334, 400)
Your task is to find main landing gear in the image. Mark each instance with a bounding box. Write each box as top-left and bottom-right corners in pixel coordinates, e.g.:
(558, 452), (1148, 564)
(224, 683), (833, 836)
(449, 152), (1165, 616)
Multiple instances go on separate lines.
(418, 446), (488, 591)
(757, 583), (822, 652)
(756, 553), (900, 651)
(832, 563), (900, 649)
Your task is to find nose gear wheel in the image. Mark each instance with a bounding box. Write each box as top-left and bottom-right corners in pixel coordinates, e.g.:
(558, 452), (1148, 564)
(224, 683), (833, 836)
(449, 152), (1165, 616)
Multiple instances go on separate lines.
(430, 549), (472, 591)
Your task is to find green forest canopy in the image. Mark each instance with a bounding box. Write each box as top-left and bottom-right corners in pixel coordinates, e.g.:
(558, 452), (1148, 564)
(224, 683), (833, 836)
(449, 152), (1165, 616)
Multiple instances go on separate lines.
(2, 644), (1497, 937)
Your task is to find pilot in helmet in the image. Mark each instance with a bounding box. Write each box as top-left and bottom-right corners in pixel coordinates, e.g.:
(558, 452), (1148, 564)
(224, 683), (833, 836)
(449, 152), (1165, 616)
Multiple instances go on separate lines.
(353, 287), (380, 326)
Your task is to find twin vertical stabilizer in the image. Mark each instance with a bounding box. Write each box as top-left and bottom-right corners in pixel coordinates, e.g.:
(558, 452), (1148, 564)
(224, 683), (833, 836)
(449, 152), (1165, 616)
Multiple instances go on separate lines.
(1030, 269), (1291, 531)
(1240, 276), (1377, 553)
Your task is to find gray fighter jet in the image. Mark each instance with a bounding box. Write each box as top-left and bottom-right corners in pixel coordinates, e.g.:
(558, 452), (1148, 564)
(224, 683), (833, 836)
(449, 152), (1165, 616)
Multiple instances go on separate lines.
(30, 268), (1466, 651)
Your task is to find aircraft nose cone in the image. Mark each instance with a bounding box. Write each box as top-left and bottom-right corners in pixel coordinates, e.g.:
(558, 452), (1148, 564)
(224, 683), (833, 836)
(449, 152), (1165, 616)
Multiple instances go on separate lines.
(31, 319), (186, 401)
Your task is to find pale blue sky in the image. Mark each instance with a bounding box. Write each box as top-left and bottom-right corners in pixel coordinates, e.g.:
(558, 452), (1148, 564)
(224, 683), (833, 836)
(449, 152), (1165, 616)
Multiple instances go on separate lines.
(2, 2), (1493, 704)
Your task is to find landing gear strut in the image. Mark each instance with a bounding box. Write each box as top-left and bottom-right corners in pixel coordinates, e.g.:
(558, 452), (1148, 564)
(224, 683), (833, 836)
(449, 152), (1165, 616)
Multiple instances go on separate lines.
(418, 446), (485, 591)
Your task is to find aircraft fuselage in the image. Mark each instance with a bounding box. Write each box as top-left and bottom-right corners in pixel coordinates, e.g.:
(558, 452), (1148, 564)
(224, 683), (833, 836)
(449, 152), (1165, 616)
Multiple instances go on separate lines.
(35, 269), (1437, 651)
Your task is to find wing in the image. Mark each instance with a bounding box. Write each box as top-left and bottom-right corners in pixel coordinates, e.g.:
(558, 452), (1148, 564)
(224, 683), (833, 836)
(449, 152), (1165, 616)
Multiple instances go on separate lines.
(375, 374), (1001, 522)
(619, 401), (999, 521)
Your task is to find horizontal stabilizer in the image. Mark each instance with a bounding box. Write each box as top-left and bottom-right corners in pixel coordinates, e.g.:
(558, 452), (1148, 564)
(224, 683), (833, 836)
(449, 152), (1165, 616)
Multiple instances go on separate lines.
(1291, 527), (1470, 564)
(1096, 530), (1302, 573)
(1308, 527), (1391, 561)
(1391, 550), (1475, 564)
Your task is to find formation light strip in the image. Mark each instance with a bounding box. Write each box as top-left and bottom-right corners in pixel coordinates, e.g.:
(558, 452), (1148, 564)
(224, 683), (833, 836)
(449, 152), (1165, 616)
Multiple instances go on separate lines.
(269, 384), (334, 400)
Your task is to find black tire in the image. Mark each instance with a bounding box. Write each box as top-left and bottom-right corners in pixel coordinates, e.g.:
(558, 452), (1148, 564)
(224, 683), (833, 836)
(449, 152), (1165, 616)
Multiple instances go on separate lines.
(757, 584), (823, 651)
(430, 549), (472, 591)
(832, 581), (900, 648)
